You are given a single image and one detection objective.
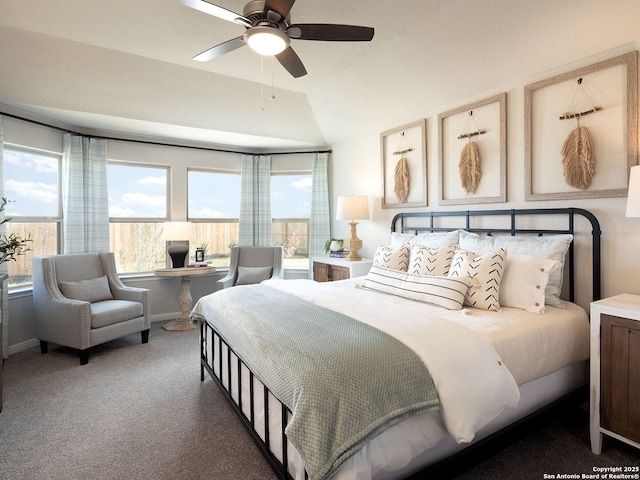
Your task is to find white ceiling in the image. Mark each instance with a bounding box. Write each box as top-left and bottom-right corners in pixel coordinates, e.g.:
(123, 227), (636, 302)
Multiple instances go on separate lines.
(1, 0), (639, 150)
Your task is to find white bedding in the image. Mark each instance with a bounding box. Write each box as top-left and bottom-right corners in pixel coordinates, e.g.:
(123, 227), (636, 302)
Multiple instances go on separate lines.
(265, 277), (590, 386)
(260, 277), (590, 479)
(200, 277), (590, 480)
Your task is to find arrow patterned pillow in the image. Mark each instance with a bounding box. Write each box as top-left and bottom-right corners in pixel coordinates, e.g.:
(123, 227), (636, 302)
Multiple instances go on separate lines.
(448, 248), (507, 311)
(373, 243), (410, 271)
(408, 245), (458, 276)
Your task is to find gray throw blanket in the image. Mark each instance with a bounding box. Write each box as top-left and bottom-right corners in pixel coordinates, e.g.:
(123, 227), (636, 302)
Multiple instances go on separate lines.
(190, 284), (439, 480)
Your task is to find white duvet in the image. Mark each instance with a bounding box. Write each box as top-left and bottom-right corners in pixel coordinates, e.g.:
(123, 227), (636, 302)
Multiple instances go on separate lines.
(205, 277), (589, 480)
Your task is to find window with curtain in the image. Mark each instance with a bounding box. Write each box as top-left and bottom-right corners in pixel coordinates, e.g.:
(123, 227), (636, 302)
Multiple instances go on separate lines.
(107, 161), (168, 273)
(271, 172), (312, 268)
(188, 169), (241, 268)
(3, 146), (61, 289)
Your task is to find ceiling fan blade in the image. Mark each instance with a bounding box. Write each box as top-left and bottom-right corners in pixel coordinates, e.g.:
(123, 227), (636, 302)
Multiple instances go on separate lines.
(287, 24), (374, 41)
(276, 46), (307, 78)
(193, 36), (246, 62)
(264, 0), (296, 21)
(177, 0), (251, 27)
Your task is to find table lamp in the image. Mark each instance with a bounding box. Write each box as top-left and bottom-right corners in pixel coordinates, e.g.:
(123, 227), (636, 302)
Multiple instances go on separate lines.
(626, 165), (640, 217)
(336, 195), (369, 261)
(162, 221), (192, 268)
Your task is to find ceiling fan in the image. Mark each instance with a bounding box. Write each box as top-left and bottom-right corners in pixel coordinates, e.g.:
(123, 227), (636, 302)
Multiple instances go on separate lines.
(178, 0), (375, 78)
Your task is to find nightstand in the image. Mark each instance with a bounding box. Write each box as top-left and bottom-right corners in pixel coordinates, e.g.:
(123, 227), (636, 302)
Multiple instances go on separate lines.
(590, 294), (640, 454)
(312, 257), (372, 282)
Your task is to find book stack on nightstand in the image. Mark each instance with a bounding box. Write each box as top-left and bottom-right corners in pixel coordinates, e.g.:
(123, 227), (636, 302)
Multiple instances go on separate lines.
(590, 294), (640, 455)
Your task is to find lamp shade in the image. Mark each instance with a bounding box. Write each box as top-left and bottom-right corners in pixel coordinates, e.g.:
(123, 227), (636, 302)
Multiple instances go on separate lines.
(162, 222), (192, 241)
(336, 195), (369, 221)
(626, 165), (640, 217)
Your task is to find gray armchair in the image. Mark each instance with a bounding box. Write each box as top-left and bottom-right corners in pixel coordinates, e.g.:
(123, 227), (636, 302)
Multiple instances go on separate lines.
(32, 252), (150, 365)
(218, 246), (284, 288)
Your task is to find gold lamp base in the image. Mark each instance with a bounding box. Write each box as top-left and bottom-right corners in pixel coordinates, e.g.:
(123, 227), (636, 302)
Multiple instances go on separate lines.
(345, 221), (363, 261)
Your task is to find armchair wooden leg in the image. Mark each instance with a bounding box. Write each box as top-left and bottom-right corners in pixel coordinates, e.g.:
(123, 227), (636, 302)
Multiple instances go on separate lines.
(79, 350), (89, 365)
(40, 341), (48, 354)
(141, 329), (150, 344)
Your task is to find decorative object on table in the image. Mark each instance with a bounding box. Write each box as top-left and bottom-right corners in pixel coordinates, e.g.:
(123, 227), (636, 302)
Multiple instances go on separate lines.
(457, 110), (486, 195)
(438, 93), (506, 205)
(195, 246), (205, 263)
(626, 164), (640, 217)
(559, 78), (600, 190)
(336, 195), (369, 261)
(381, 120), (427, 208)
(324, 238), (343, 254)
(393, 132), (413, 204)
(524, 51), (637, 201)
(162, 221), (192, 268)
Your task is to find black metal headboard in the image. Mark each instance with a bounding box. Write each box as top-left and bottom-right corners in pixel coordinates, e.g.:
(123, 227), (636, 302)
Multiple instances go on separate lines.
(391, 208), (602, 303)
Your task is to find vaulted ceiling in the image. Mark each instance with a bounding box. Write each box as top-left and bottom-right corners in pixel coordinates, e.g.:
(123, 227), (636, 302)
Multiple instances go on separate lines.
(1, 0), (639, 150)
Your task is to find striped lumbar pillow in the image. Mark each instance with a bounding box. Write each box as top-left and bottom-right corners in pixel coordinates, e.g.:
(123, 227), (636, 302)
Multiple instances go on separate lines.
(362, 265), (472, 310)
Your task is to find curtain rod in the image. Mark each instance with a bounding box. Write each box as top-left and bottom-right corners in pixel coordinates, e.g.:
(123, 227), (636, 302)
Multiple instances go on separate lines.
(0, 111), (332, 156)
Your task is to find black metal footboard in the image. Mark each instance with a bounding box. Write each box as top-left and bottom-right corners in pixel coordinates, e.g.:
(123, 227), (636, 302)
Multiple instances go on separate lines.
(200, 320), (308, 480)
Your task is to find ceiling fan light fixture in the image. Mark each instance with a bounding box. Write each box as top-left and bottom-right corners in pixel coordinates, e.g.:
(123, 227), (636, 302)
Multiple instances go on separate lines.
(244, 26), (289, 56)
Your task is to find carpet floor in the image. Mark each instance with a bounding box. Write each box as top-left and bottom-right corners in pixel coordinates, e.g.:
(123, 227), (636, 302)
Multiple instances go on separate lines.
(0, 323), (637, 480)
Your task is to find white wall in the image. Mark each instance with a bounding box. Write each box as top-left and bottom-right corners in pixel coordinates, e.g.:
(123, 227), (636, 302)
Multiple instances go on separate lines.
(329, 45), (640, 306)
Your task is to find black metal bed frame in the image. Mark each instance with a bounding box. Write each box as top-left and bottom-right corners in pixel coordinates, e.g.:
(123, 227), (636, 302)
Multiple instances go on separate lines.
(200, 207), (602, 480)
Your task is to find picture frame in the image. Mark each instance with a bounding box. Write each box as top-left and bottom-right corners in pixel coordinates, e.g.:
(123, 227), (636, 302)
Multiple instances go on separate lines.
(380, 119), (427, 209)
(524, 51), (638, 201)
(195, 248), (205, 263)
(438, 93), (507, 205)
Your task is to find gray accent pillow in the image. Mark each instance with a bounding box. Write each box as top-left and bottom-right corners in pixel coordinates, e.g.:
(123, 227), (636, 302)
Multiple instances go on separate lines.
(59, 275), (114, 303)
(236, 266), (273, 285)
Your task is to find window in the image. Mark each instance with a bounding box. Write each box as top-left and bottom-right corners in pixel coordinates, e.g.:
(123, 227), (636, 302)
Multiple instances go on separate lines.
(3, 146), (61, 289)
(188, 169), (241, 268)
(108, 162), (168, 273)
(271, 173), (311, 268)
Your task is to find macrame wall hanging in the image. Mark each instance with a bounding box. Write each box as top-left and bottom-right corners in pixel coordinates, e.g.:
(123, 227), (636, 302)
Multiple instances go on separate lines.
(559, 78), (603, 190)
(393, 132), (414, 203)
(457, 111), (487, 194)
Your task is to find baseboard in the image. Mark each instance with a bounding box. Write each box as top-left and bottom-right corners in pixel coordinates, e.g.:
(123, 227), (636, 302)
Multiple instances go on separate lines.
(7, 338), (40, 356)
(6, 313), (180, 356)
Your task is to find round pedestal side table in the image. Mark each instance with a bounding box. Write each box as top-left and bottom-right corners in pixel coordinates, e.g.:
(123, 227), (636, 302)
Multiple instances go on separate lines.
(154, 266), (216, 331)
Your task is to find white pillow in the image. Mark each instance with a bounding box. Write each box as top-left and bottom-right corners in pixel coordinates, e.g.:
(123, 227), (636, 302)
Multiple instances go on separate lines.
(458, 231), (572, 309)
(448, 248), (507, 312)
(390, 230), (461, 248)
(236, 266), (273, 285)
(408, 245), (457, 276)
(59, 275), (114, 303)
(362, 265), (472, 310)
(500, 254), (560, 314)
(373, 244), (410, 271)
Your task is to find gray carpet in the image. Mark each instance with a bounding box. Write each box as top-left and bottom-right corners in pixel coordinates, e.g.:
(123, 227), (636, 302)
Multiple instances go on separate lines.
(1, 324), (637, 480)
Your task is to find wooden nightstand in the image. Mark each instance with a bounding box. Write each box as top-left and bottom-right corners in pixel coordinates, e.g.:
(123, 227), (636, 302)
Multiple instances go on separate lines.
(312, 257), (372, 282)
(590, 294), (640, 454)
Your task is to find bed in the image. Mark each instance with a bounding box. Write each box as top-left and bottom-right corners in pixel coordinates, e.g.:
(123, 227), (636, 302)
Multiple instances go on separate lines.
(190, 207), (601, 480)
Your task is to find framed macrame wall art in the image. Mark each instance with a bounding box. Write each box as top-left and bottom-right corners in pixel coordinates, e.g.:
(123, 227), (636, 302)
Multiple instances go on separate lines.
(438, 93), (507, 205)
(524, 50), (638, 201)
(380, 119), (427, 209)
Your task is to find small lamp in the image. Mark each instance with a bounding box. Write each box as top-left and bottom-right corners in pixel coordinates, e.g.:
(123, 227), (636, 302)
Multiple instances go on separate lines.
(162, 222), (192, 268)
(626, 165), (640, 217)
(336, 195), (369, 261)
